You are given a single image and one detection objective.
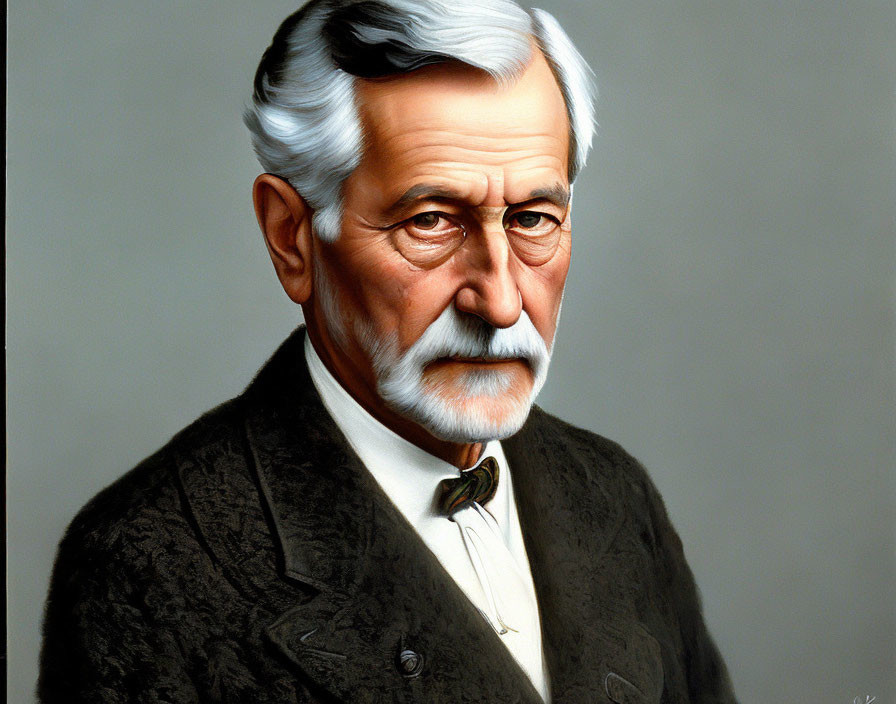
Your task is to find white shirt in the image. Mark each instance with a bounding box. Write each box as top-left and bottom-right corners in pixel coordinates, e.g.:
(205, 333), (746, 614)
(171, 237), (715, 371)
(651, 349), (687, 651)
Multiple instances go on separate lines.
(304, 336), (549, 701)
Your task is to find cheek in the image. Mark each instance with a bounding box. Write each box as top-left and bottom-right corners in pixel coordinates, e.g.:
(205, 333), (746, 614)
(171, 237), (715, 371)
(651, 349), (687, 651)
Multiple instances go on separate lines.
(521, 245), (570, 336)
(345, 258), (457, 348)
(392, 272), (462, 346)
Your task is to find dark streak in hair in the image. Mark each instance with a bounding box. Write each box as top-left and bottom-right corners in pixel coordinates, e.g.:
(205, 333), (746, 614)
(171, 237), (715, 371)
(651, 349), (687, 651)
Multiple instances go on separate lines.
(253, 5), (313, 103)
(323, 1), (452, 78)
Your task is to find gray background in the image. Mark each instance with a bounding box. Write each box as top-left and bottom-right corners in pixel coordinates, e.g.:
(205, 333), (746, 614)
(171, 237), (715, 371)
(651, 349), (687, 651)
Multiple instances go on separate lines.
(8, 1), (894, 702)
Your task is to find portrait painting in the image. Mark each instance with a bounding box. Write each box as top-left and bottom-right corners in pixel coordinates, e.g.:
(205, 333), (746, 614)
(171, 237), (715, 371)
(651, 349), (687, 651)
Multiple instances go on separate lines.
(7, 1), (894, 702)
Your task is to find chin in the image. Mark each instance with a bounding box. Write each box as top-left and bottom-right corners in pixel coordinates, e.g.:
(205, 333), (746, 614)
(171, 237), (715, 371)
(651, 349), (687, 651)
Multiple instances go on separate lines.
(384, 368), (542, 444)
(419, 395), (536, 443)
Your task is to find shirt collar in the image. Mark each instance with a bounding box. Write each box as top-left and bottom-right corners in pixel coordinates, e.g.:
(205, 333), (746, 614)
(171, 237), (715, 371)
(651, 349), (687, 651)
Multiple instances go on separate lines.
(303, 334), (512, 534)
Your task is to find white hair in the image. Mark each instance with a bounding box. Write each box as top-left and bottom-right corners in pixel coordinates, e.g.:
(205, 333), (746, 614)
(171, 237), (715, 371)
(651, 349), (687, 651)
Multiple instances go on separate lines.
(245, 0), (595, 241)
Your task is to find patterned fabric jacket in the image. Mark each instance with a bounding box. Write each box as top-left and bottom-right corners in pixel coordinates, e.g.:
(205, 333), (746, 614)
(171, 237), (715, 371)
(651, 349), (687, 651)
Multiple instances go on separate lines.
(39, 327), (738, 704)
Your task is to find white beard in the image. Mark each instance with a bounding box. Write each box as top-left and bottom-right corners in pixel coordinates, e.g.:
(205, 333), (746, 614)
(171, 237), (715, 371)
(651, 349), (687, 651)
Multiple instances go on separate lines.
(314, 265), (554, 443)
(366, 306), (552, 442)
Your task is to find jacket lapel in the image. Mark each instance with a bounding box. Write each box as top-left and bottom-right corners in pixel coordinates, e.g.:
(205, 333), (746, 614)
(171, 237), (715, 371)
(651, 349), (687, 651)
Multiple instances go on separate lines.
(505, 413), (665, 704)
(241, 328), (544, 704)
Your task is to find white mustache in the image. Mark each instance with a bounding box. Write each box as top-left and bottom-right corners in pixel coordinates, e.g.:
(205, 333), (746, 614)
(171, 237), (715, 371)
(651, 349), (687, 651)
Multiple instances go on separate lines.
(404, 306), (549, 376)
(371, 306), (551, 405)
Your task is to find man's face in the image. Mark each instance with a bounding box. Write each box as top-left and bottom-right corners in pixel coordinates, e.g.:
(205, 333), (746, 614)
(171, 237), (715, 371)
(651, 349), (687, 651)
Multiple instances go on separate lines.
(309, 49), (571, 443)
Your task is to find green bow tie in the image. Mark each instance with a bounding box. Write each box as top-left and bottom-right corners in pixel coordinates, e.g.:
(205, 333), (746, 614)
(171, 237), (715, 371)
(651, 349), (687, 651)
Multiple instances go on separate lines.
(438, 456), (499, 516)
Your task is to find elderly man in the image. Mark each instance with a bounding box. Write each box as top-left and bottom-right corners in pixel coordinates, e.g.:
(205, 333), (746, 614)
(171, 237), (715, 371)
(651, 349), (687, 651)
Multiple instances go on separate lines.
(39, 1), (736, 702)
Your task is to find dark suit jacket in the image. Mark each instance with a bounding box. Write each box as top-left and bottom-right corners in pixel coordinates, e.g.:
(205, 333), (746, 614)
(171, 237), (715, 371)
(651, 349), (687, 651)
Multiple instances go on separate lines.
(39, 327), (737, 703)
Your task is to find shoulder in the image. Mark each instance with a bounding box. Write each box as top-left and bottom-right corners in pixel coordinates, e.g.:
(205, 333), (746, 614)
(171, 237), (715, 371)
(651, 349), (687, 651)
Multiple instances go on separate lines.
(522, 404), (657, 501)
(524, 407), (699, 577)
(55, 398), (247, 573)
(39, 397), (282, 702)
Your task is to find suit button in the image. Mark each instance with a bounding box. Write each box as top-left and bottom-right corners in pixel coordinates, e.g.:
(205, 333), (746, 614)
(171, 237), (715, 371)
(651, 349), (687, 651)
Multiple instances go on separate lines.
(605, 672), (641, 704)
(397, 649), (424, 678)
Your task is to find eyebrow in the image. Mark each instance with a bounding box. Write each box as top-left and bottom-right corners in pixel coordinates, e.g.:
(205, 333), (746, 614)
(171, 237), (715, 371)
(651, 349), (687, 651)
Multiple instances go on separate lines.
(388, 182), (571, 215)
(525, 184), (570, 209)
(388, 184), (464, 214)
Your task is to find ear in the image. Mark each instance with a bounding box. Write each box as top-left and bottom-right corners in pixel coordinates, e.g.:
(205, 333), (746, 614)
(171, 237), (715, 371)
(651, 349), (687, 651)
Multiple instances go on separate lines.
(253, 173), (314, 304)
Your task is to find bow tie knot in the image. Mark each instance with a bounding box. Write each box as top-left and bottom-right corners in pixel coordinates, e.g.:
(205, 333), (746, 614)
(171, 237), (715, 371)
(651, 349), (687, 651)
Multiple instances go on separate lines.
(438, 456), (499, 515)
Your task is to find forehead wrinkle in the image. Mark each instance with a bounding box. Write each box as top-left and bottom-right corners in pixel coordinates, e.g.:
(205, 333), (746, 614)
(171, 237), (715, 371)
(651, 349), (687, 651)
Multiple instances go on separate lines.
(387, 166), (568, 210)
(389, 175), (567, 210)
(372, 129), (567, 159)
(391, 155), (566, 192)
(398, 150), (567, 176)
(355, 135), (567, 206)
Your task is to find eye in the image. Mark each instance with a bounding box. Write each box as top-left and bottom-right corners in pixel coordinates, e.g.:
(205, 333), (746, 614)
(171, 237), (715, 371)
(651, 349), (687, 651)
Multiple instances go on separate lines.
(411, 212), (441, 229)
(405, 212), (463, 238)
(504, 210), (563, 266)
(392, 211), (466, 267)
(505, 210), (558, 236)
(511, 212), (544, 229)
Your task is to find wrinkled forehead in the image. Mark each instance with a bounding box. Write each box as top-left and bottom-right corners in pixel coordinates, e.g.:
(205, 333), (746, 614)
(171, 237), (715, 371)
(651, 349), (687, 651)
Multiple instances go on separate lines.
(351, 50), (570, 202)
(357, 49), (567, 147)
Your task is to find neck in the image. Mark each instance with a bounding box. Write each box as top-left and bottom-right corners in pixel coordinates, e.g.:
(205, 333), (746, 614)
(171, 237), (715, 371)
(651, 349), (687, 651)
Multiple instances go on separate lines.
(378, 410), (485, 468)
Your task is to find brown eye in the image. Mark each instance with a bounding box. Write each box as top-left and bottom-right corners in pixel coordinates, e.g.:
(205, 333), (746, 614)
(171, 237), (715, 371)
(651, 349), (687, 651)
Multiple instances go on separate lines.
(404, 212), (462, 239)
(505, 211), (557, 237)
(392, 212), (466, 268)
(512, 212), (543, 229)
(505, 210), (562, 266)
(412, 212), (440, 229)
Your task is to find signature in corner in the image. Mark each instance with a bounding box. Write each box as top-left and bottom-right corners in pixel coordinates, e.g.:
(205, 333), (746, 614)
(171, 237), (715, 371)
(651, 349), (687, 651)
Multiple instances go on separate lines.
(853, 696), (875, 704)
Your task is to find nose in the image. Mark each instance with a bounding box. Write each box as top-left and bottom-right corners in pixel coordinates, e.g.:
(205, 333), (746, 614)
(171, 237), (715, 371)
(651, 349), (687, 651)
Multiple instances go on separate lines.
(453, 225), (522, 329)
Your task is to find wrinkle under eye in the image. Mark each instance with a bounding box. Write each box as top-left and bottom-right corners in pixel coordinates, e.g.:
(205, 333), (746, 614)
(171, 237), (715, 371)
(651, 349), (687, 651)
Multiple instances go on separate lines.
(392, 213), (466, 267)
